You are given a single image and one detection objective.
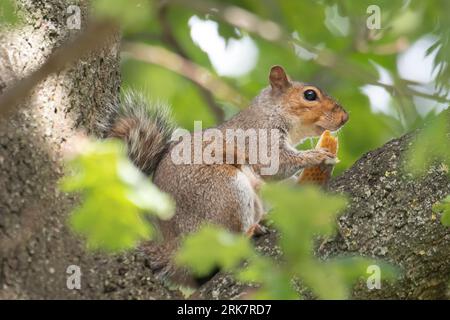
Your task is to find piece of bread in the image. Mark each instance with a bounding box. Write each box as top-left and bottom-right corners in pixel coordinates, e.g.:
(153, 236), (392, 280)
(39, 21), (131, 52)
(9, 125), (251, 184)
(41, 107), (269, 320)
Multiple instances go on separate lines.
(298, 130), (338, 185)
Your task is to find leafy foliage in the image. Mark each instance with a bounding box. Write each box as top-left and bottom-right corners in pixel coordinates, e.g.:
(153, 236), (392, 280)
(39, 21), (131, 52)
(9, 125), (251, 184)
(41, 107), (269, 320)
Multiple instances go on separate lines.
(175, 225), (253, 275)
(61, 138), (174, 252)
(176, 185), (398, 299)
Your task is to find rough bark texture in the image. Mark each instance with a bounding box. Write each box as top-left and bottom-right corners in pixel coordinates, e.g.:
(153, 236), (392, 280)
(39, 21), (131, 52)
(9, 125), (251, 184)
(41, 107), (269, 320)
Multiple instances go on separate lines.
(196, 132), (450, 299)
(0, 0), (179, 299)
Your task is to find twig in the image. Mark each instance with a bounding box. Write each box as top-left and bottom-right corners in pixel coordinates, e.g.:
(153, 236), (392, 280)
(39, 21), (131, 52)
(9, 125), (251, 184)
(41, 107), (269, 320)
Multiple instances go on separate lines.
(0, 20), (118, 119)
(122, 42), (246, 108)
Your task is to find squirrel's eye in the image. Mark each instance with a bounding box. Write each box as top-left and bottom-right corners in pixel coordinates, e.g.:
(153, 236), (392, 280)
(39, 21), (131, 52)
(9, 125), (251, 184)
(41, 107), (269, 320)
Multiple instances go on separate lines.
(304, 89), (317, 101)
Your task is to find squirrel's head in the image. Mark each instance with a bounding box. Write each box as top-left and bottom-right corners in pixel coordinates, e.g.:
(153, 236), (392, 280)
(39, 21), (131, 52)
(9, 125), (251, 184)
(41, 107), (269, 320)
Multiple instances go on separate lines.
(268, 65), (348, 144)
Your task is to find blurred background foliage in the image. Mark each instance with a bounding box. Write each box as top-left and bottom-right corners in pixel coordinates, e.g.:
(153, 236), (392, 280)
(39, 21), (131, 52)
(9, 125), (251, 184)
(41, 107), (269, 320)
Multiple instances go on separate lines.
(60, 139), (174, 252)
(1, 0), (449, 298)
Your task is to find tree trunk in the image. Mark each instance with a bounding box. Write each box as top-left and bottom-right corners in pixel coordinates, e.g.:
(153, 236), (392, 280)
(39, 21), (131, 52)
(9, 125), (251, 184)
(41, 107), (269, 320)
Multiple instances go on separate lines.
(196, 131), (450, 300)
(0, 0), (178, 299)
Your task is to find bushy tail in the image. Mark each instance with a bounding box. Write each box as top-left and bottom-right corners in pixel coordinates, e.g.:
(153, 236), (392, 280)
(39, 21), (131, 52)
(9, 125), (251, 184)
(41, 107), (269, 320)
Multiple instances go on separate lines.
(98, 90), (175, 176)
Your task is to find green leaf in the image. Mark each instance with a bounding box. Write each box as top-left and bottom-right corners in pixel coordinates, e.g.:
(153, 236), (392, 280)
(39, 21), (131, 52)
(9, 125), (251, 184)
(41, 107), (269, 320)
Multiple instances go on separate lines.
(92, 0), (152, 32)
(61, 138), (174, 252)
(176, 183), (399, 299)
(433, 196), (450, 226)
(299, 257), (398, 299)
(175, 225), (254, 276)
(262, 184), (348, 260)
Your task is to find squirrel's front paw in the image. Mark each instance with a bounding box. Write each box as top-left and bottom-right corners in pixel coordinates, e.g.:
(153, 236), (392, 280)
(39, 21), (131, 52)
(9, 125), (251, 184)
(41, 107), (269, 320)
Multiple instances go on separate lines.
(303, 149), (337, 167)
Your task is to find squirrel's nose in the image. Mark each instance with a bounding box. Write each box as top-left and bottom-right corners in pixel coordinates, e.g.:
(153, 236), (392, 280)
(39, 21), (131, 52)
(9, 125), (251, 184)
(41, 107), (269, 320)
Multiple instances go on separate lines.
(341, 112), (349, 124)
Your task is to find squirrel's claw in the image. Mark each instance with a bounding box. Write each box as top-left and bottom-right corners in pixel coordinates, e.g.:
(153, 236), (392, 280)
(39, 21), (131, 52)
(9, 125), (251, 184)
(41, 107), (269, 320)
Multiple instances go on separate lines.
(246, 223), (269, 238)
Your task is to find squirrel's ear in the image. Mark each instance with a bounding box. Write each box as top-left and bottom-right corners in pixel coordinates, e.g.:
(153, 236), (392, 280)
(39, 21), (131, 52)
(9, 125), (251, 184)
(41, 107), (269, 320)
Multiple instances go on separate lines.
(269, 65), (291, 92)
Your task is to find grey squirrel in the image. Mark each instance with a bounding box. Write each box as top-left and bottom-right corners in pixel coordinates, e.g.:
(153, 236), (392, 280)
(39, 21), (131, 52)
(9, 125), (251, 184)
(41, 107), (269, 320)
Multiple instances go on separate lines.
(99, 65), (349, 283)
